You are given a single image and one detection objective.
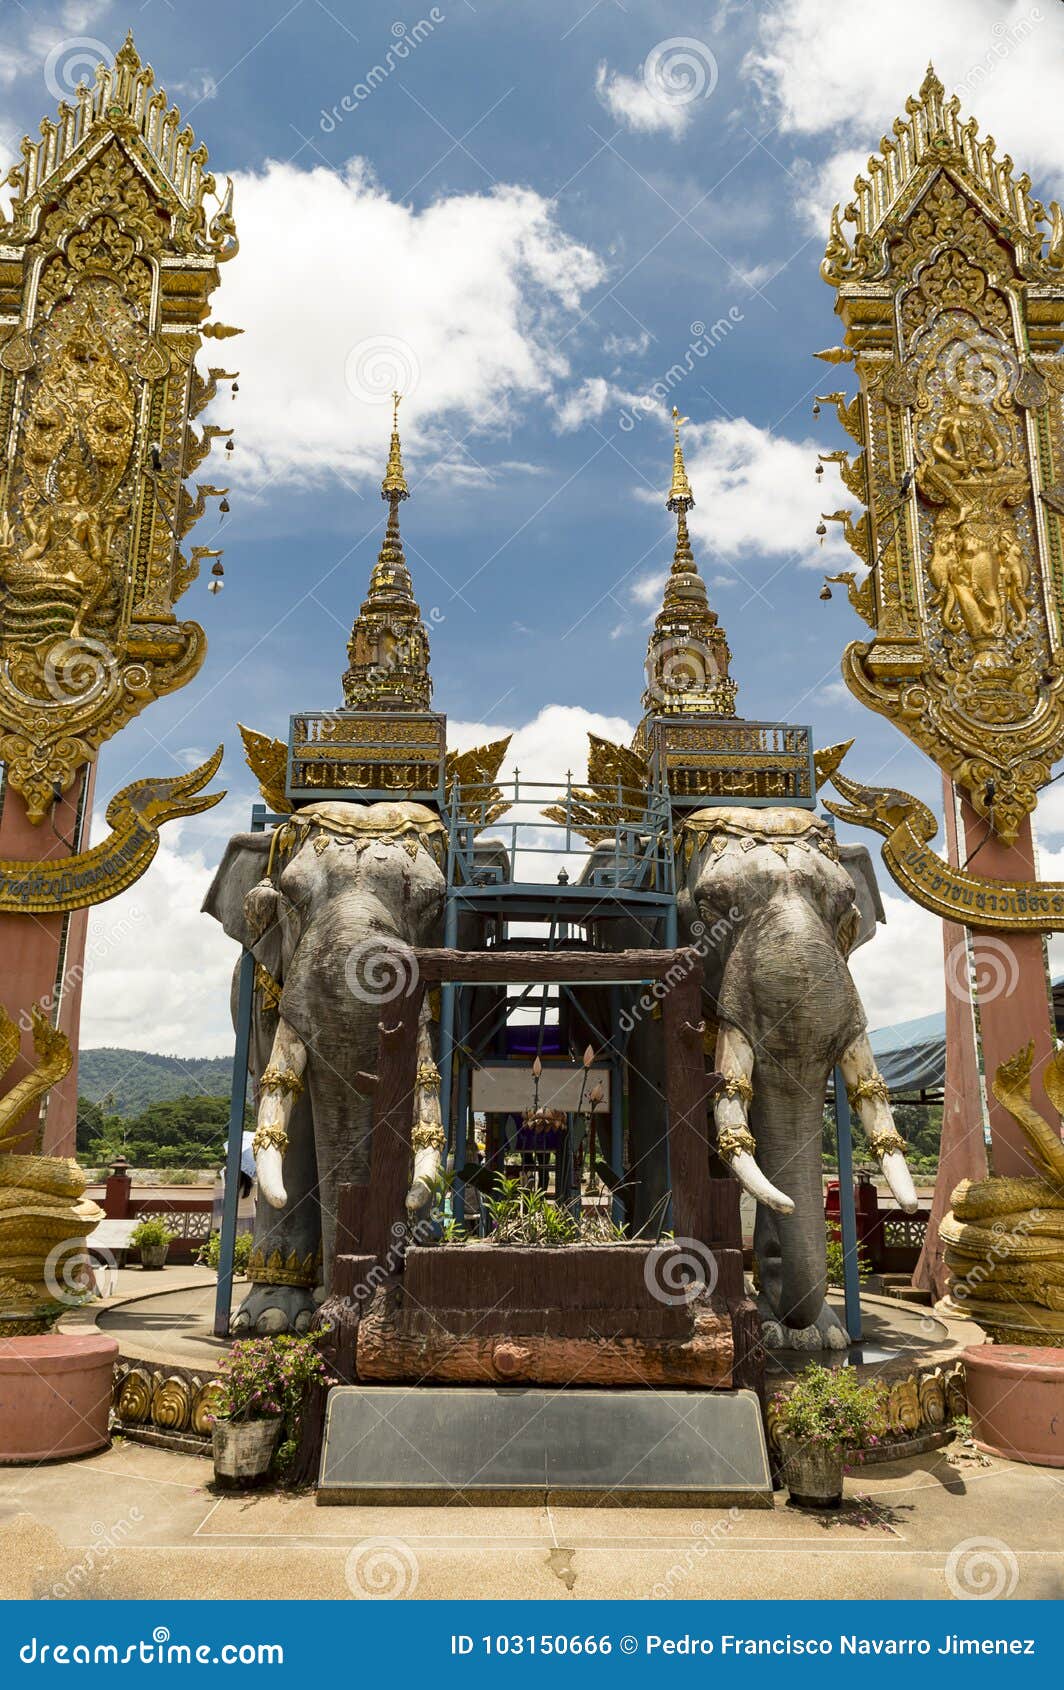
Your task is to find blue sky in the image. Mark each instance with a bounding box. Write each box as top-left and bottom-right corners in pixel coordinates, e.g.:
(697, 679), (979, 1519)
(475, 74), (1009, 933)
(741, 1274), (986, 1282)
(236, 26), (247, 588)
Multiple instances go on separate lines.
(3, 0), (1063, 1051)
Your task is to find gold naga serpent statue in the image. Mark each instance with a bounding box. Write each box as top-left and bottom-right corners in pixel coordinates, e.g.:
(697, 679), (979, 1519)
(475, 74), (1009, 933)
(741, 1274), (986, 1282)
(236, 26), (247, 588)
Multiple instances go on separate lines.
(940, 1043), (1064, 1345)
(0, 1004), (102, 1335)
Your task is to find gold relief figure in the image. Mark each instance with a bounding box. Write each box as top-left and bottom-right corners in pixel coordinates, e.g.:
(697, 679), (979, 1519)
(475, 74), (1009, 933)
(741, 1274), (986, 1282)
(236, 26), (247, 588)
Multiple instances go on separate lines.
(4, 458), (126, 640)
(916, 373), (1030, 671)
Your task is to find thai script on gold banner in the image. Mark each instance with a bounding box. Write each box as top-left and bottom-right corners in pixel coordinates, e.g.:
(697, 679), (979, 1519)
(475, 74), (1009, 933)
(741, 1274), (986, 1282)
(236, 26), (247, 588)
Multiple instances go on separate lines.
(0, 748), (224, 915)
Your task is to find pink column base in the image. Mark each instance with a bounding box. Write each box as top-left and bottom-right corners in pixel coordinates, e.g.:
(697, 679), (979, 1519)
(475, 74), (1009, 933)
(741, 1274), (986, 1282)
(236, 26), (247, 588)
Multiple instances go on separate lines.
(0, 1332), (117, 1463)
(963, 1343), (1064, 1468)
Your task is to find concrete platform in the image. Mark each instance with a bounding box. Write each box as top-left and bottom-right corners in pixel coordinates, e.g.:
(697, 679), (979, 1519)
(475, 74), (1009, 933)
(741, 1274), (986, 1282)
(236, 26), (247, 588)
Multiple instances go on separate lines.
(0, 1435), (1061, 1599)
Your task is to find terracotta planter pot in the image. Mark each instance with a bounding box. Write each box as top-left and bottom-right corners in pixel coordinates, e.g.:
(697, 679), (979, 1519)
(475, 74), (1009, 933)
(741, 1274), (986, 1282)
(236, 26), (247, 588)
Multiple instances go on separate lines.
(138, 1243), (169, 1269)
(212, 1416), (281, 1487)
(778, 1436), (844, 1508)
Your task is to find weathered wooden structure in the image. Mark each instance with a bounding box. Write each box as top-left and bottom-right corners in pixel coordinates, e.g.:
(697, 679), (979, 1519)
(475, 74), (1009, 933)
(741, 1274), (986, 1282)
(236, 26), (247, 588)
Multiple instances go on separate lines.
(315, 946), (762, 1400)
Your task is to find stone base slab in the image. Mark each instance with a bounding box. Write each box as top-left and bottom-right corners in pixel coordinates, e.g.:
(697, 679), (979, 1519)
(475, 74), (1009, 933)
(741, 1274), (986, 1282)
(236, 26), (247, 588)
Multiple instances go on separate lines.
(318, 1384), (772, 1506)
(0, 1332), (117, 1463)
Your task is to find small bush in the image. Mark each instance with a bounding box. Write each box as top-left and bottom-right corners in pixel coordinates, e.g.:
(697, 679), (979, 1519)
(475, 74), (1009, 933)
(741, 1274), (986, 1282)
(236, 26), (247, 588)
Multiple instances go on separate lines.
(197, 1230), (254, 1274)
(825, 1223), (872, 1288)
(771, 1363), (888, 1451)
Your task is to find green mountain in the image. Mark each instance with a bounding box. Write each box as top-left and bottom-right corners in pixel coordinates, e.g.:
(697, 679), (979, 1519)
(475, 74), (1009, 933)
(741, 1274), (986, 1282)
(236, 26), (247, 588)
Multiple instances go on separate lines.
(78, 1048), (234, 1116)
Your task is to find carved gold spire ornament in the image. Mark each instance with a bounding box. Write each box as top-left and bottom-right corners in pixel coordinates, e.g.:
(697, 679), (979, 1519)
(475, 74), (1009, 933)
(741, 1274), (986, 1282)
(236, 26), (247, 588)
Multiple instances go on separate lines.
(818, 64), (1064, 846)
(641, 408), (736, 720)
(342, 393), (431, 712)
(0, 34), (238, 824)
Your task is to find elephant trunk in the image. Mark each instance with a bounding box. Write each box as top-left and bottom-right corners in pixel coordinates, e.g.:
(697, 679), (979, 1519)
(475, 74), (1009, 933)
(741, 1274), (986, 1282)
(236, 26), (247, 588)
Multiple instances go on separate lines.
(749, 1057), (832, 1330)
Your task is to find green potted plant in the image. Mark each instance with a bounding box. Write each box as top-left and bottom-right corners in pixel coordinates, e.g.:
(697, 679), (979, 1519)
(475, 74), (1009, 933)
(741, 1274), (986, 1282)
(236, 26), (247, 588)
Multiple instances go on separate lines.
(210, 1334), (334, 1488)
(129, 1214), (177, 1270)
(771, 1364), (888, 1508)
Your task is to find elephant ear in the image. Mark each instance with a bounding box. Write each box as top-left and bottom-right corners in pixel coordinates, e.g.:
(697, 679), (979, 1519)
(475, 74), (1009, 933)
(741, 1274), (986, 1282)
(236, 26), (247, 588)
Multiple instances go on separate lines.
(838, 842), (885, 952)
(202, 831), (287, 980)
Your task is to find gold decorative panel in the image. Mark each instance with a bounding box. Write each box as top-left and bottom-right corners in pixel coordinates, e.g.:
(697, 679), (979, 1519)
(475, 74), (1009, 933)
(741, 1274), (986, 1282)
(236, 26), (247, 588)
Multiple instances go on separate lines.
(0, 34), (237, 821)
(819, 66), (1064, 844)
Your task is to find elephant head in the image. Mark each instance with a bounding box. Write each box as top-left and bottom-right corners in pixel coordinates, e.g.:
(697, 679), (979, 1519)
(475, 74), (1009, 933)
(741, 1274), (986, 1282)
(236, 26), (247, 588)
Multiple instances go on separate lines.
(204, 799), (448, 1311)
(677, 805), (917, 1338)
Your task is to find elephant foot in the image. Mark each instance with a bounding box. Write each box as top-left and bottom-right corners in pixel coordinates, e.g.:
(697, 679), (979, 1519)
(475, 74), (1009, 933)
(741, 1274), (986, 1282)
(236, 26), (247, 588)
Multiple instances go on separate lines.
(232, 1282), (321, 1336)
(757, 1299), (849, 1352)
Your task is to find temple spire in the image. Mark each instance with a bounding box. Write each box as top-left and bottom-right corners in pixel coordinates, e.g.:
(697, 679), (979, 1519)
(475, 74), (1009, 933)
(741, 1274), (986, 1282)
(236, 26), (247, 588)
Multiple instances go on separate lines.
(342, 396), (431, 712)
(641, 409), (737, 719)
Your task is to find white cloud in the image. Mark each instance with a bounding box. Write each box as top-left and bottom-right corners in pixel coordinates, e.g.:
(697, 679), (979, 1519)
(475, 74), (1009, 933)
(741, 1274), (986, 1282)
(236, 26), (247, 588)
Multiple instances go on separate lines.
(214, 159), (605, 484)
(552, 375), (648, 433)
(636, 415), (850, 565)
(595, 60), (693, 139)
(747, 0), (1064, 230)
(850, 887), (945, 1032)
(80, 821), (241, 1058)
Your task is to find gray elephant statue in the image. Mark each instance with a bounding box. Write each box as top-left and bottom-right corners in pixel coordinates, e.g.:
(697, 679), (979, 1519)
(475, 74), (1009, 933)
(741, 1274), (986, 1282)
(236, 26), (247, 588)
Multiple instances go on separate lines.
(583, 804), (916, 1351)
(203, 798), (505, 1334)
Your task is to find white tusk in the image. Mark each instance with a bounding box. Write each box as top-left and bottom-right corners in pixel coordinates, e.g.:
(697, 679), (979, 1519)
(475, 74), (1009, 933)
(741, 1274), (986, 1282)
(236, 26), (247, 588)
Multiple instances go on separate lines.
(253, 1015), (306, 1211)
(724, 1147), (795, 1215)
(881, 1149), (918, 1214)
(406, 1003), (444, 1220)
(256, 1143), (288, 1209)
(713, 1022), (795, 1214)
(839, 1032), (918, 1213)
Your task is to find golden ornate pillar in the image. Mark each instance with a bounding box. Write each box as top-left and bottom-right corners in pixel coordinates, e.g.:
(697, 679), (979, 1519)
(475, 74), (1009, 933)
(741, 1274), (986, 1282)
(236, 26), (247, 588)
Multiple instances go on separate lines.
(0, 34), (236, 1151)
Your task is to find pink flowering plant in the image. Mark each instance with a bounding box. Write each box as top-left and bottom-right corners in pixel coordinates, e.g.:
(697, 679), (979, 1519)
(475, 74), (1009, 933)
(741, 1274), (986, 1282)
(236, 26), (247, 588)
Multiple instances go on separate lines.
(214, 1334), (335, 1475)
(771, 1363), (888, 1454)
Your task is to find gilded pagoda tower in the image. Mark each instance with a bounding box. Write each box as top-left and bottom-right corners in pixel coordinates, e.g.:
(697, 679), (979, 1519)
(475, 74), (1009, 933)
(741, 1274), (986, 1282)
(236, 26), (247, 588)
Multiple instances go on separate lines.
(640, 408), (736, 724)
(342, 394), (432, 712)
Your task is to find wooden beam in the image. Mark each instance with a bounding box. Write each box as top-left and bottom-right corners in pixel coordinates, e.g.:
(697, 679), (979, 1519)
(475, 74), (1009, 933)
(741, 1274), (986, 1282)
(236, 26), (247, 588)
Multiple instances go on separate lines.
(411, 947), (702, 984)
(661, 960), (714, 1246)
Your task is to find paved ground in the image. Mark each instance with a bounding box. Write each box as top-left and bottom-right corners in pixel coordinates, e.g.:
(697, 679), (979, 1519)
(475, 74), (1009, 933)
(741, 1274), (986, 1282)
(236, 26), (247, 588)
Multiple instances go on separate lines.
(1, 1436), (1061, 1601)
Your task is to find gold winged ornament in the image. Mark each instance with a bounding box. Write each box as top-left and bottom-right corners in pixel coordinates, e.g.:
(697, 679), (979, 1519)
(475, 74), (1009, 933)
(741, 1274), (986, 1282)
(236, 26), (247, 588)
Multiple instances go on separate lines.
(444, 735), (512, 828)
(239, 724), (292, 814)
(542, 735), (652, 844)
